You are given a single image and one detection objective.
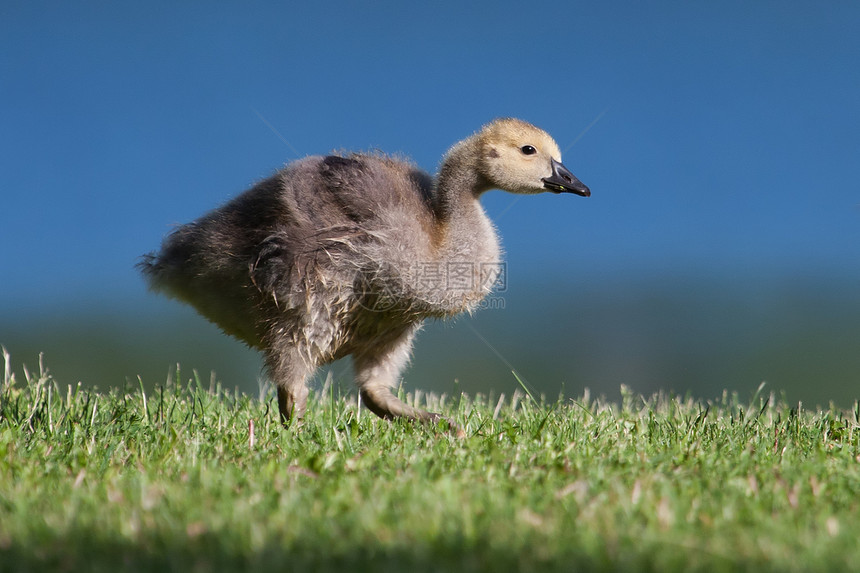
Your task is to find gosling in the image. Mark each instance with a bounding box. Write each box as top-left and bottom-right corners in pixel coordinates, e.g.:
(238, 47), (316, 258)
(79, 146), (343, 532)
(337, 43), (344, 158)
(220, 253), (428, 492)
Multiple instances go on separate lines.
(139, 118), (590, 427)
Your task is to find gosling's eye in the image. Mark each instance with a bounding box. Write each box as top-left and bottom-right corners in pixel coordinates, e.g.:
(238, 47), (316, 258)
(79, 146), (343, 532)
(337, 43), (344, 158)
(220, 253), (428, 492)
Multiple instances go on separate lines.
(520, 145), (537, 155)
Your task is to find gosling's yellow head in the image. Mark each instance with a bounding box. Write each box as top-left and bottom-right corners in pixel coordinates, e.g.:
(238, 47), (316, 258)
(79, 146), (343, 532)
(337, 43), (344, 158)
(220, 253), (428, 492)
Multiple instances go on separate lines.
(477, 118), (590, 197)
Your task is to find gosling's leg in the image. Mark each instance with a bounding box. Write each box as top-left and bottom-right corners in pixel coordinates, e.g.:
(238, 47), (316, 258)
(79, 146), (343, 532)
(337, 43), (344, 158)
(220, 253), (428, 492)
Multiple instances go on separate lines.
(353, 330), (460, 433)
(277, 385), (308, 425)
(265, 346), (313, 426)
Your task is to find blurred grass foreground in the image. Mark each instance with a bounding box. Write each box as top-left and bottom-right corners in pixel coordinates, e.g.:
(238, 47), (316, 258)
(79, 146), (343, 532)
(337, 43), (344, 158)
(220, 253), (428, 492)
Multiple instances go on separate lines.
(2, 353), (860, 572)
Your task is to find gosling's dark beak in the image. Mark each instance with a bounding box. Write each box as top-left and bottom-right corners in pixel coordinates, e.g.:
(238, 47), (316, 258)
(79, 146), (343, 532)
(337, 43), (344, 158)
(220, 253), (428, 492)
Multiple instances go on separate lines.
(542, 158), (591, 197)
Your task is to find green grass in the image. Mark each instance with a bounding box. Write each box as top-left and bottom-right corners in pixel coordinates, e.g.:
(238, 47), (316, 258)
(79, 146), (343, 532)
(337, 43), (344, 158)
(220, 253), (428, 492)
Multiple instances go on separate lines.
(1, 350), (859, 572)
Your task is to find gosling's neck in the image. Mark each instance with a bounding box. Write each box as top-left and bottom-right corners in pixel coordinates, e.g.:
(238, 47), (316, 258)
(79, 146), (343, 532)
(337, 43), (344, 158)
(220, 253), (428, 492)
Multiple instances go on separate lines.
(427, 136), (500, 271)
(432, 136), (491, 223)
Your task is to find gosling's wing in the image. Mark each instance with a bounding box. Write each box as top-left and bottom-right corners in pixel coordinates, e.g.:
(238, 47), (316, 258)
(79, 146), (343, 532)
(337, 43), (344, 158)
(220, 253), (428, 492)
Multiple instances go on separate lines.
(310, 153), (435, 225)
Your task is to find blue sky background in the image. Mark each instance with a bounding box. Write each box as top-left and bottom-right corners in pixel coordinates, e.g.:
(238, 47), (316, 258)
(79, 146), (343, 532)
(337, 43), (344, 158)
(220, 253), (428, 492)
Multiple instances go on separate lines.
(2, 2), (859, 403)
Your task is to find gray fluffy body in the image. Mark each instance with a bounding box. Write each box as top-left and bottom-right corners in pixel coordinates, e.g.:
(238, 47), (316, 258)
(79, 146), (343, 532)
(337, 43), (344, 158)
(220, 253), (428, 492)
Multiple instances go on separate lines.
(139, 118), (589, 427)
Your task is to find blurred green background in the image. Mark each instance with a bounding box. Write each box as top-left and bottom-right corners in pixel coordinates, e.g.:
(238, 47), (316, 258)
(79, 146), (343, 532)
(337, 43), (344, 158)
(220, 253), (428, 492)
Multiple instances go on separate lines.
(4, 272), (858, 408)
